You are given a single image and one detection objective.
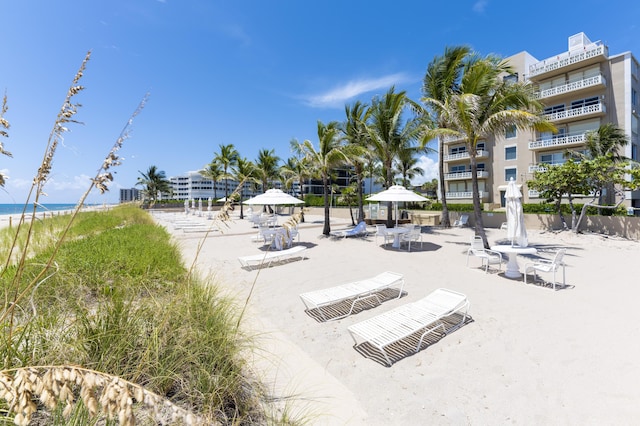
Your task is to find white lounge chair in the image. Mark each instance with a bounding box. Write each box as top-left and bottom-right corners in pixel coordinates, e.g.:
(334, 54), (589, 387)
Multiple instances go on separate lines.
(347, 288), (470, 366)
(238, 246), (307, 269)
(453, 214), (469, 227)
(299, 271), (404, 321)
(466, 236), (503, 273)
(330, 221), (368, 239)
(524, 249), (567, 290)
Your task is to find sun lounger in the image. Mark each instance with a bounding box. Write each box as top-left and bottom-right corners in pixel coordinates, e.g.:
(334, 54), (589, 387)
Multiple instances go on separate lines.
(238, 246), (307, 269)
(329, 221), (368, 239)
(299, 271), (404, 321)
(347, 288), (469, 366)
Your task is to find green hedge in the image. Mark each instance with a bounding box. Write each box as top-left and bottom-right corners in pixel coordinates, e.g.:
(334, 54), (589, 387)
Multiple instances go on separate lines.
(522, 202), (628, 216)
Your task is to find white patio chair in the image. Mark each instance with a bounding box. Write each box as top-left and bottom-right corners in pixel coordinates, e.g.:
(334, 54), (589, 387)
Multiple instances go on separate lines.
(374, 224), (394, 246)
(400, 226), (423, 252)
(524, 249), (567, 290)
(466, 236), (502, 273)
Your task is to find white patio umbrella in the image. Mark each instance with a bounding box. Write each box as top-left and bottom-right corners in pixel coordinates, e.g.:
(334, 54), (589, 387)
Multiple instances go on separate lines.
(505, 178), (528, 247)
(366, 185), (428, 226)
(184, 199), (189, 215)
(207, 197), (212, 211)
(198, 198), (202, 216)
(244, 188), (304, 206)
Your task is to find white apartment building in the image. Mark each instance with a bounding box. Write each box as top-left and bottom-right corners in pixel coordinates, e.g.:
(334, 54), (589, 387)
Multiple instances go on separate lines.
(169, 171), (255, 201)
(443, 32), (640, 210)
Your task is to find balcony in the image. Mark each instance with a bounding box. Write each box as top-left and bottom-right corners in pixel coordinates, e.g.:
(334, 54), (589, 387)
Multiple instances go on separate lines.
(528, 43), (608, 80)
(542, 102), (605, 124)
(443, 150), (490, 162)
(444, 170), (490, 180)
(528, 165), (548, 173)
(529, 132), (586, 150)
(446, 191), (489, 200)
(528, 190), (540, 198)
(533, 74), (606, 101)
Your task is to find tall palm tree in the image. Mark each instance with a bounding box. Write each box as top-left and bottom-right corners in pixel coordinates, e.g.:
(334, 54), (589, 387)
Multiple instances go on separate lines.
(282, 143), (312, 221)
(136, 165), (171, 206)
(294, 120), (354, 235)
(342, 101), (371, 223)
(199, 161), (223, 200)
(213, 144), (239, 200)
(394, 145), (425, 187)
(421, 46), (472, 228)
(255, 148), (281, 192)
(367, 86), (420, 226)
(231, 157), (258, 219)
(425, 53), (554, 247)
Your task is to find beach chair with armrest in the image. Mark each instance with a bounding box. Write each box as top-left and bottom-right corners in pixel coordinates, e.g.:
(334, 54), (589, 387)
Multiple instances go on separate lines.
(299, 271), (404, 321)
(347, 288), (469, 366)
(466, 236), (502, 273)
(374, 224), (394, 246)
(524, 249), (567, 290)
(400, 226), (423, 252)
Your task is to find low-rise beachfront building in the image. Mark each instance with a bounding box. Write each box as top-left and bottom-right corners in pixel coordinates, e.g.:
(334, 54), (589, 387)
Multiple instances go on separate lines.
(443, 32), (640, 211)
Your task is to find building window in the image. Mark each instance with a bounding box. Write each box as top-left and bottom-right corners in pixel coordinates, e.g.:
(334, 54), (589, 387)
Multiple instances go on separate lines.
(505, 125), (516, 139)
(503, 73), (518, 84)
(477, 163), (485, 170)
(505, 146), (517, 160)
(477, 142), (485, 150)
(544, 104), (565, 114)
(505, 168), (517, 182)
(633, 88), (637, 107)
(571, 96), (599, 109)
(450, 165), (466, 173)
(540, 152), (565, 166)
(450, 145), (467, 155)
(633, 144), (638, 161)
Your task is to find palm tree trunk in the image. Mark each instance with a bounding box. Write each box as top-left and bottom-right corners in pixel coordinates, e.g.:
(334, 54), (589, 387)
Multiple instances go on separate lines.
(469, 154), (488, 248)
(439, 136), (451, 227)
(322, 175), (331, 235)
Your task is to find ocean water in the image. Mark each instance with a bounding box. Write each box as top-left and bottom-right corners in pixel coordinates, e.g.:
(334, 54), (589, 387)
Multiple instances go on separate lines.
(0, 203), (78, 215)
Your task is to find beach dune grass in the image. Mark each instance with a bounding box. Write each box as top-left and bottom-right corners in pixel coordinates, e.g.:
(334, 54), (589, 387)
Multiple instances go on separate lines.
(0, 205), (265, 424)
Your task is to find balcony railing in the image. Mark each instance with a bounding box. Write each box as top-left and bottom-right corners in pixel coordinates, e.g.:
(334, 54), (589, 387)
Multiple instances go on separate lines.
(446, 191), (489, 199)
(443, 150), (489, 162)
(528, 165), (548, 173)
(542, 102), (605, 123)
(533, 74), (606, 100)
(444, 170), (490, 180)
(529, 44), (607, 78)
(528, 132), (587, 150)
(528, 190), (540, 198)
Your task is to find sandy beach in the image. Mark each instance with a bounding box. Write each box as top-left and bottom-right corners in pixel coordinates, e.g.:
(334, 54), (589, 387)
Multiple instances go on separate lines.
(153, 210), (639, 424)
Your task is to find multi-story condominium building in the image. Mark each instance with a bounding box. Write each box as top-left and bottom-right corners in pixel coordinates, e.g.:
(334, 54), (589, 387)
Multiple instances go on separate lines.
(443, 32), (640, 211)
(169, 171), (251, 201)
(119, 187), (141, 203)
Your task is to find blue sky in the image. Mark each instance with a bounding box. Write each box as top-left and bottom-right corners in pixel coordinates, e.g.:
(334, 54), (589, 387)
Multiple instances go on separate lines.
(1, 0), (638, 204)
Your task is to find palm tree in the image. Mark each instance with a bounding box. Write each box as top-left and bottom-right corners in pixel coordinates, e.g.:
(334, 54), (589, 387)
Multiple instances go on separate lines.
(425, 53), (554, 247)
(568, 122), (630, 208)
(421, 46), (472, 228)
(231, 157), (258, 219)
(342, 101), (371, 223)
(294, 120), (354, 235)
(136, 165), (171, 206)
(367, 86), (420, 226)
(282, 143), (312, 222)
(199, 161), (223, 200)
(394, 145), (425, 187)
(213, 144), (239, 200)
(254, 148), (281, 192)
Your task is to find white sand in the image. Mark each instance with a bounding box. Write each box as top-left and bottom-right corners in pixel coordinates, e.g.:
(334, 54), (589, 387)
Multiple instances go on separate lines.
(24, 208), (638, 425)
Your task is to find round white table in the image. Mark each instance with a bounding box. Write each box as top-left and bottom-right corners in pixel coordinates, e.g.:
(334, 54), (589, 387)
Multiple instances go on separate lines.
(385, 227), (409, 248)
(490, 245), (538, 279)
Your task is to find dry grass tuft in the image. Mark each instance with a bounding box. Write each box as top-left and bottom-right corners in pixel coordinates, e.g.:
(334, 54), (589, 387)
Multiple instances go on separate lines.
(0, 365), (209, 425)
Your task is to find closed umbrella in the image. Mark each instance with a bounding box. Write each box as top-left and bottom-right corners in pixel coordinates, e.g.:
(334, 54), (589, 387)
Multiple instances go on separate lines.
(366, 185), (428, 226)
(506, 178), (527, 247)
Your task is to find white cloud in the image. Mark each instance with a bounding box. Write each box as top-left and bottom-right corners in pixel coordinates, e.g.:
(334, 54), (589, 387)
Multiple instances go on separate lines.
(410, 155), (439, 186)
(304, 73), (412, 108)
(473, 0), (488, 13)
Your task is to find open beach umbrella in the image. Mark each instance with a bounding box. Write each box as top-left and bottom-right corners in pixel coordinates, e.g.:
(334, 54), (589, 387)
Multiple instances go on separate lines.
(366, 185), (428, 226)
(506, 178), (528, 247)
(244, 188), (304, 206)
